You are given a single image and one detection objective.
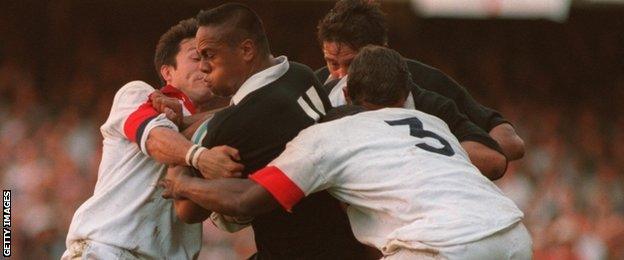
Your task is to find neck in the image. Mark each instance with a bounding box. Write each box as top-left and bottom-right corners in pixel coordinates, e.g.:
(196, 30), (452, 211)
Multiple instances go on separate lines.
(251, 54), (276, 75)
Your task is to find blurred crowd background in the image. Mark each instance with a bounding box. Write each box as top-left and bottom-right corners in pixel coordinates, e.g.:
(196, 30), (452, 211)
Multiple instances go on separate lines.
(1, 0), (623, 259)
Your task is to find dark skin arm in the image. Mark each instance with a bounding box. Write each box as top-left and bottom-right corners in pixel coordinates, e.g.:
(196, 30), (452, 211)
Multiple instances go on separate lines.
(161, 171), (279, 217)
(168, 166), (212, 223)
(460, 141), (507, 180)
(489, 123), (525, 161)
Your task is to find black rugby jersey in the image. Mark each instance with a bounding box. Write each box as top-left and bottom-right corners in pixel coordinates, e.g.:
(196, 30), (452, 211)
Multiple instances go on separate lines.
(316, 58), (508, 132)
(202, 61), (367, 259)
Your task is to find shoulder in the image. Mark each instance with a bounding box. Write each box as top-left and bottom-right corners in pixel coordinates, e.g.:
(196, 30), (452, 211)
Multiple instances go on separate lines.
(116, 80), (154, 96)
(113, 81), (155, 105)
(404, 58), (462, 94)
(286, 62), (317, 79)
(405, 58), (446, 78)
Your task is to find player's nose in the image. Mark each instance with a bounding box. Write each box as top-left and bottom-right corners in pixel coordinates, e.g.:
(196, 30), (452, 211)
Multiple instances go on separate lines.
(199, 61), (211, 74)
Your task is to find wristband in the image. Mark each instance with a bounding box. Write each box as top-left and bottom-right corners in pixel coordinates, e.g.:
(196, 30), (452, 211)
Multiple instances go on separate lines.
(185, 144), (200, 167)
(192, 147), (208, 169)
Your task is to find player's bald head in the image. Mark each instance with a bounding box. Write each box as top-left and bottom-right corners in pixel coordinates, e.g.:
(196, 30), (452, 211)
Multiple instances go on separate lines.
(196, 3), (270, 55)
(347, 45), (410, 107)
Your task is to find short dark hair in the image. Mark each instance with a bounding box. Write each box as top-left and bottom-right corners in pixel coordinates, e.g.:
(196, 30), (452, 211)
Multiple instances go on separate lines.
(347, 45), (409, 106)
(196, 3), (270, 55)
(154, 18), (198, 82)
(317, 0), (388, 50)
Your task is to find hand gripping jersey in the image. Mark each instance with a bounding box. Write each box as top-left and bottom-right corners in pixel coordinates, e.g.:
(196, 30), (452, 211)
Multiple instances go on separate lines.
(64, 81), (201, 259)
(250, 108), (524, 254)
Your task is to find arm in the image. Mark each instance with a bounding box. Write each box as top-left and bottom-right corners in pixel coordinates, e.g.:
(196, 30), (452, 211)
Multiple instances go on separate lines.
(146, 127), (194, 165)
(168, 166), (211, 223)
(145, 127), (243, 178)
(460, 141), (507, 180)
(414, 69), (525, 160)
(162, 173), (279, 217)
(411, 87), (508, 179)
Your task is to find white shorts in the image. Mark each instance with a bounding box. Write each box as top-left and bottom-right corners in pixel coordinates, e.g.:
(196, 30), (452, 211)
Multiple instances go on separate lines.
(383, 222), (533, 260)
(61, 240), (141, 260)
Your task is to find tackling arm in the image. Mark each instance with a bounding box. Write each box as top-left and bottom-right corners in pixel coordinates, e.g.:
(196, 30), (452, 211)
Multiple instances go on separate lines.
(411, 88), (508, 179)
(460, 141), (507, 180)
(419, 71), (525, 160)
(162, 173), (279, 217)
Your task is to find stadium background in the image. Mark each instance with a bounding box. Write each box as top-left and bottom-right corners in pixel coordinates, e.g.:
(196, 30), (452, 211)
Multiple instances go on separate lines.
(1, 0), (623, 259)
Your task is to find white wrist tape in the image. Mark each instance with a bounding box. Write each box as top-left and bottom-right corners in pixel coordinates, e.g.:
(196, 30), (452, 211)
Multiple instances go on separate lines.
(191, 147), (207, 169)
(185, 144), (200, 167)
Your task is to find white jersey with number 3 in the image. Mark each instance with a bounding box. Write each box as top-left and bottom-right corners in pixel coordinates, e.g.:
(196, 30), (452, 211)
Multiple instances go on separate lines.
(250, 107), (523, 253)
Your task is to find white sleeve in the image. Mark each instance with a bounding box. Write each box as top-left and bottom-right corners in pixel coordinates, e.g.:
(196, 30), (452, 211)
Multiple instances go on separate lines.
(109, 81), (179, 156)
(100, 81), (155, 139)
(249, 126), (335, 211)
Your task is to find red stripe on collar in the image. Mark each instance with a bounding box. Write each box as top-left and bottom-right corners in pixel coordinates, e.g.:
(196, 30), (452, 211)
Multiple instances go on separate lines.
(160, 85), (196, 114)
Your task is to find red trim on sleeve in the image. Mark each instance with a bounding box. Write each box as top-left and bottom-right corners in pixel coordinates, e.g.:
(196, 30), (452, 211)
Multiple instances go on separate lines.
(160, 85), (196, 114)
(249, 166), (305, 212)
(123, 102), (159, 143)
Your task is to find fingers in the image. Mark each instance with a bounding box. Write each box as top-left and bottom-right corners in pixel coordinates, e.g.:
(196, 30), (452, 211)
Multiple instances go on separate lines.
(149, 90), (164, 101)
(159, 180), (173, 199)
(162, 190), (173, 199)
(197, 147), (245, 179)
(215, 145), (241, 161)
(164, 108), (180, 123)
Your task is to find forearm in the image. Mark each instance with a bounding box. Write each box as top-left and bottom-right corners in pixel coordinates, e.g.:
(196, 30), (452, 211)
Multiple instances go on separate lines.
(461, 141), (507, 180)
(181, 107), (226, 132)
(146, 127), (194, 165)
(180, 178), (277, 217)
(489, 123), (525, 161)
(174, 198), (211, 223)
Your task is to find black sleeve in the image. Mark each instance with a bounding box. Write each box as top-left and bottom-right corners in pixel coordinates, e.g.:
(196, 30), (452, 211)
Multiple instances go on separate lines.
(411, 83), (504, 155)
(424, 71), (508, 131)
(408, 61), (508, 132)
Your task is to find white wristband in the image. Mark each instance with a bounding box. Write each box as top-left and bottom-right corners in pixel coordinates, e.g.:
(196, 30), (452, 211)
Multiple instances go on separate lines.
(185, 144), (200, 167)
(192, 147), (207, 169)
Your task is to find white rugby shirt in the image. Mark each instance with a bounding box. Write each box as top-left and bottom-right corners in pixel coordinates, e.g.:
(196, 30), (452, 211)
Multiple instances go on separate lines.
(65, 81), (201, 259)
(250, 108), (523, 254)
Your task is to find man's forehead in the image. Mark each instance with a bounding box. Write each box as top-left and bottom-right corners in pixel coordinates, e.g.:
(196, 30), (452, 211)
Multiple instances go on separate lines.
(196, 27), (221, 47)
(323, 42), (357, 57)
(180, 38), (197, 51)
(196, 25), (231, 46)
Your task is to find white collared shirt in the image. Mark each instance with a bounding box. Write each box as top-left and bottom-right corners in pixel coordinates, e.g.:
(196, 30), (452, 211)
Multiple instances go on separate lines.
(231, 55), (289, 105)
(65, 81), (201, 258)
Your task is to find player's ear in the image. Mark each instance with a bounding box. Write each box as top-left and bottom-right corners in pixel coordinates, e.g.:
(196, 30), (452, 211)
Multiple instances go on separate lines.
(160, 65), (173, 85)
(240, 39), (256, 62)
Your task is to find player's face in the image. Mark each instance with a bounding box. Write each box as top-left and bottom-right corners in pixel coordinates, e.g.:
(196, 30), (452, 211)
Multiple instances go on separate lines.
(170, 38), (214, 105)
(196, 25), (249, 97)
(323, 41), (358, 80)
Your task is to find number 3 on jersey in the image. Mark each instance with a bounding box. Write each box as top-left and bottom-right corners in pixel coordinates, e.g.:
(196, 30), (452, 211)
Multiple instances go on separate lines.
(385, 117), (455, 156)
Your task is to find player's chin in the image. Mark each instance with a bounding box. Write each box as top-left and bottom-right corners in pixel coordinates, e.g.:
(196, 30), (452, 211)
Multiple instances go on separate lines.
(209, 86), (233, 98)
